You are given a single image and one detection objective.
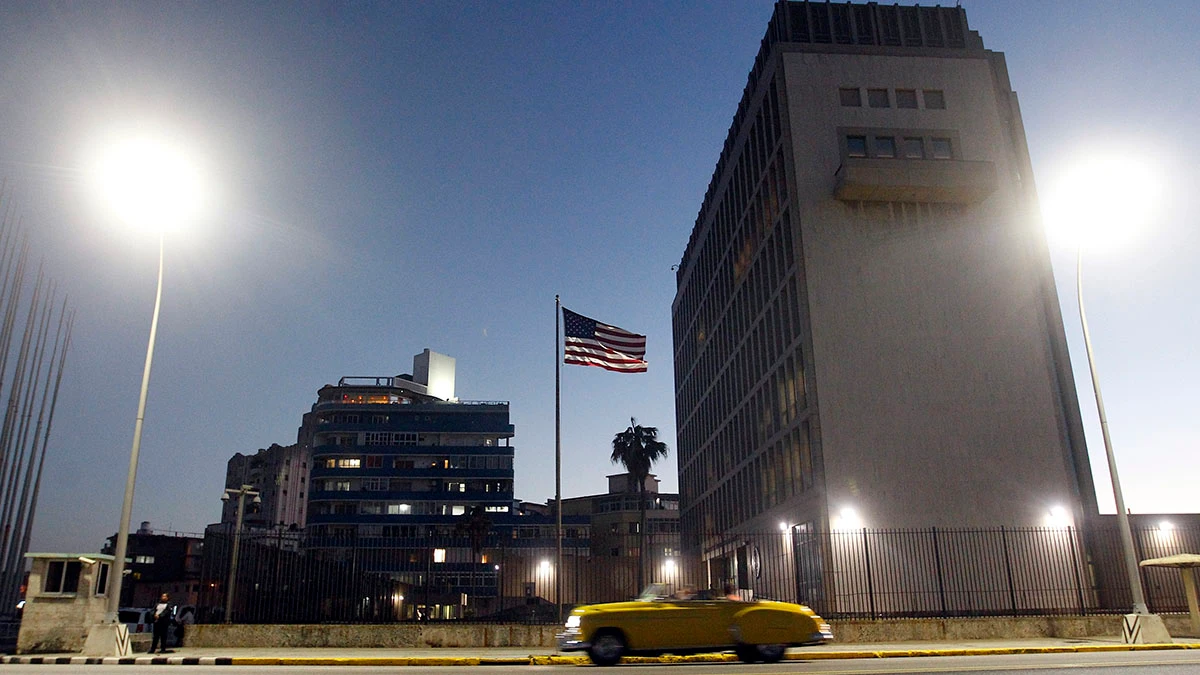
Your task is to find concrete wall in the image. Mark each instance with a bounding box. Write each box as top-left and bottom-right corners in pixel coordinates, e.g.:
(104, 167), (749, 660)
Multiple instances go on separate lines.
(184, 614), (1195, 648)
(187, 623), (561, 649)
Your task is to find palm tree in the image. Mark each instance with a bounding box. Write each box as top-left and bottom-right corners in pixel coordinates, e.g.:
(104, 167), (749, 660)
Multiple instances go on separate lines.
(611, 417), (669, 591)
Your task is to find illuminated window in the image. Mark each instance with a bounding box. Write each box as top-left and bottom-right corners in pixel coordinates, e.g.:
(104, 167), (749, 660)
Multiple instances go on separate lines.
(336, 458), (361, 468)
(433, 549), (446, 563)
(387, 503), (412, 515)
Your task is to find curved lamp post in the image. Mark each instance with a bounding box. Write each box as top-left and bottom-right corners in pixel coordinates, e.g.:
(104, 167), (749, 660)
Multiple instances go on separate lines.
(1075, 245), (1148, 615)
(81, 135), (203, 655)
(1043, 153), (1166, 631)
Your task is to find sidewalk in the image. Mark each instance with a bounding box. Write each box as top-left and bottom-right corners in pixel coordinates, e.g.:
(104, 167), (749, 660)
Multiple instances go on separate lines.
(4, 637), (1200, 666)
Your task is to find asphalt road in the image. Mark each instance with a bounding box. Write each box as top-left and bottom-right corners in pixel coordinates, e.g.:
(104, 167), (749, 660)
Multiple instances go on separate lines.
(3, 650), (1200, 674)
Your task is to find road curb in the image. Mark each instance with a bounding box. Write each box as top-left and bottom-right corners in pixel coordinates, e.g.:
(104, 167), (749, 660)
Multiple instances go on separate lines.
(3, 643), (1198, 666)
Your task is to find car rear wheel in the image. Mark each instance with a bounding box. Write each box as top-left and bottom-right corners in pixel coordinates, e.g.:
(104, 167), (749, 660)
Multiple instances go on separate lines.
(756, 644), (786, 663)
(734, 644), (759, 663)
(587, 631), (626, 667)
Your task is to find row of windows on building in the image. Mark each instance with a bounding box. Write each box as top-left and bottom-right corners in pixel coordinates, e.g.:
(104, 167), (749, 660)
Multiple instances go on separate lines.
(682, 75), (784, 308)
(677, 126), (788, 362)
(677, 255), (804, 462)
(321, 432), (499, 448)
(846, 133), (954, 160)
(310, 524), (589, 541)
(674, 156), (793, 417)
(318, 478), (512, 493)
(840, 87), (945, 110)
(681, 346), (809, 509)
(681, 341), (808, 489)
(319, 455), (513, 470)
(685, 420), (816, 535)
(601, 520), (681, 534)
(311, 501), (512, 516)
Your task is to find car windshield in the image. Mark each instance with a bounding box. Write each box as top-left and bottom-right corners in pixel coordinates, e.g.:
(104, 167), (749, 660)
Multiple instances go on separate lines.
(636, 583), (669, 601)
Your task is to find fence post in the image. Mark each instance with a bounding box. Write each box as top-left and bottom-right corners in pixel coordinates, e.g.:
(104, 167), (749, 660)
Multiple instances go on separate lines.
(1000, 527), (1017, 613)
(862, 528), (876, 619)
(1068, 526), (1086, 615)
(931, 527), (946, 617)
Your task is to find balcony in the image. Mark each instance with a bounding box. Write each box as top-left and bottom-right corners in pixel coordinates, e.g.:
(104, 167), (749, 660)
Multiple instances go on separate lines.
(834, 158), (997, 204)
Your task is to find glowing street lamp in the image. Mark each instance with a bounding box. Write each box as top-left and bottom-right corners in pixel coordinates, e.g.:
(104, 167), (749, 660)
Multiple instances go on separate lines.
(1042, 153), (1159, 617)
(82, 134), (204, 655)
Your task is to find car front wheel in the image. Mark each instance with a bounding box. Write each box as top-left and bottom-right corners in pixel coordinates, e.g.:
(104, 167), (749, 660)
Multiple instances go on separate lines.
(587, 631), (626, 667)
(756, 644), (786, 663)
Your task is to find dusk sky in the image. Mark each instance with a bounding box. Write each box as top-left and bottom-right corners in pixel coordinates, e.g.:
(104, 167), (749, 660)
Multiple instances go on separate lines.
(0, 1), (1196, 554)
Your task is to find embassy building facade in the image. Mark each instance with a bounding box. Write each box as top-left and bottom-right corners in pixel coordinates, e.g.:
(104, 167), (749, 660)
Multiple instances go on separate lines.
(672, 1), (1099, 598)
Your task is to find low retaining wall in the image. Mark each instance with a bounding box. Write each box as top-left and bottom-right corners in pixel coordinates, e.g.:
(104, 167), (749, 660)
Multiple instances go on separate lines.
(187, 614), (1195, 649)
(189, 623), (561, 649)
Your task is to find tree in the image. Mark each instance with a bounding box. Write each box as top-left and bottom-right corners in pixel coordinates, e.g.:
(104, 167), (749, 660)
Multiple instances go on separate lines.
(610, 417), (669, 591)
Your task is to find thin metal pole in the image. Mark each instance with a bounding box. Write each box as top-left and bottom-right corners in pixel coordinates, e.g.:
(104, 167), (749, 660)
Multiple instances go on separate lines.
(1076, 245), (1148, 614)
(107, 235), (164, 619)
(225, 490), (247, 623)
(555, 295), (562, 624)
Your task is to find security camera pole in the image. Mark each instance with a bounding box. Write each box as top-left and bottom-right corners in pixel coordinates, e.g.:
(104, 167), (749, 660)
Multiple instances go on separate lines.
(221, 485), (260, 624)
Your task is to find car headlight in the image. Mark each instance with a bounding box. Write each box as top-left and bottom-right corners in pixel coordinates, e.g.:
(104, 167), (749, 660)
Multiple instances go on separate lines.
(565, 615), (581, 629)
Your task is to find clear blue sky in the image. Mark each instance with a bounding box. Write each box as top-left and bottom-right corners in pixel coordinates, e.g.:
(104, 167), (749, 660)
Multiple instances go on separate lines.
(0, 1), (1195, 553)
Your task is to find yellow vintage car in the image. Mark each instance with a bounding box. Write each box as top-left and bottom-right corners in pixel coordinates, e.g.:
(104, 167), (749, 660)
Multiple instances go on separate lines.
(557, 584), (832, 666)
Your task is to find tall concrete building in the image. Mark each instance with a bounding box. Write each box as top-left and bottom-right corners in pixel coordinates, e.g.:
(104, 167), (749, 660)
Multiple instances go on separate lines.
(672, 0), (1097, 552)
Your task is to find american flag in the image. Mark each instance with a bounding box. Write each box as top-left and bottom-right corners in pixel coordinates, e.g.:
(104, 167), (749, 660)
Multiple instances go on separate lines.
(562, 307), (647, 373)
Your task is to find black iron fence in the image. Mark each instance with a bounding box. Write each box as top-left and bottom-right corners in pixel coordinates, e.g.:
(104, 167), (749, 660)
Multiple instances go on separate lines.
(196, 524), (1199, 624)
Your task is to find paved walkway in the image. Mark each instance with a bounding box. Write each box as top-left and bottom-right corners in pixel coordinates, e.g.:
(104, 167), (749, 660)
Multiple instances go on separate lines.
(4, 637), (1200, 666)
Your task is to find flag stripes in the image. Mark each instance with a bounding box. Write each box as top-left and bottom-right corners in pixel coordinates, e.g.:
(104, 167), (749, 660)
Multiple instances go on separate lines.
(562, 307), (647, 373)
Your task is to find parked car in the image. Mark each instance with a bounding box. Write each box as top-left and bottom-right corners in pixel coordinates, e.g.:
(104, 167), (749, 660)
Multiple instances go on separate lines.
(557, 584), (832, 666)
(118, 607), (153, 635)
(119, 606), (179, 647)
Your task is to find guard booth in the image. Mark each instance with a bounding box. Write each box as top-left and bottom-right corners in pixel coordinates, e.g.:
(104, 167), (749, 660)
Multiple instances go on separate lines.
(17, 553), (114, 654)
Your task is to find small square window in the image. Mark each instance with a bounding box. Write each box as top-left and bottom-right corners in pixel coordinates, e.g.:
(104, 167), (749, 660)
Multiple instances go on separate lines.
(896, 89), (918, 108)
(931, 138), (953, 159)
(924, 89), (946, 109)
(902, 137), (924, 159)
(867, 89), (889, 108)
(839, 88), (862, 107)
(846, 136), (867, 157)
(875, 137), (897, 158)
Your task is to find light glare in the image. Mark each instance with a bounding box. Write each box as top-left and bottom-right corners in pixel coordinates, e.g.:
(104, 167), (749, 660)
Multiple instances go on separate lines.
(1041, 152), (1161, 252)
(88, 135), (204, 235)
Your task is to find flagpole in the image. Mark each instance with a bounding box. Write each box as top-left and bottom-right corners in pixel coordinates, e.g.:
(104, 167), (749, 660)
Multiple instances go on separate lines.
(554, 295), (563, 626)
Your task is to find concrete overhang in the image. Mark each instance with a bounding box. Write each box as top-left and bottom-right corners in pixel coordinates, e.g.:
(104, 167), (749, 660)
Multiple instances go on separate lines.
(834, 158), (998, 204)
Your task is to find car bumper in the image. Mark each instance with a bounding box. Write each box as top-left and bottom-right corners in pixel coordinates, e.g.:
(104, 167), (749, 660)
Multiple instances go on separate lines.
(802, 625), (834, 645)
(555, 628), (589, 652)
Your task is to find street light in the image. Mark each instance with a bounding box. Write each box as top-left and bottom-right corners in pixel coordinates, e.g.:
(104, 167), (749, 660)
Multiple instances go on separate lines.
(81, 134), (204, 657)
(1042, 153), (1165, 628)
(221, 485), (261, 624)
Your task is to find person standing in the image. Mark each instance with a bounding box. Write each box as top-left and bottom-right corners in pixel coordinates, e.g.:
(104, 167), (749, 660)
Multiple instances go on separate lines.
(150, 593), (175, 654)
